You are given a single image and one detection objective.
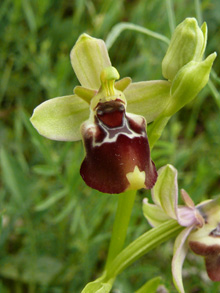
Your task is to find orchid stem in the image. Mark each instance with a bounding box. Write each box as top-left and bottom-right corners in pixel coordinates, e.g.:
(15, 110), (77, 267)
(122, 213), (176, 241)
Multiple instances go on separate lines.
(105, 189), (137, 269)
(148, 116), (171, 150)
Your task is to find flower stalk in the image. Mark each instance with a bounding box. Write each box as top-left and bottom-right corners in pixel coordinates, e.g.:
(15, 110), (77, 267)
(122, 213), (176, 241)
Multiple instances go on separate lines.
(105, 190), (137, 269)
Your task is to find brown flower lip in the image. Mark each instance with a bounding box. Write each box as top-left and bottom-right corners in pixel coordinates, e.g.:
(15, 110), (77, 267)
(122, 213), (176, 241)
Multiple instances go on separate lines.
(80, 100), (157, 194)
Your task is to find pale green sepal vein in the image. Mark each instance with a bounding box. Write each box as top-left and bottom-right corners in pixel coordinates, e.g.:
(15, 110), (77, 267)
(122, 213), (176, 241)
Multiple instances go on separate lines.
(30, 95), (89, 141)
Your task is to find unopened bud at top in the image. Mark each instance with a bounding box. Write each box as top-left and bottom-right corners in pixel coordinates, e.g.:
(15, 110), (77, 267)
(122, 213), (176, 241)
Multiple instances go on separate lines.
(162, 18), (207, 81)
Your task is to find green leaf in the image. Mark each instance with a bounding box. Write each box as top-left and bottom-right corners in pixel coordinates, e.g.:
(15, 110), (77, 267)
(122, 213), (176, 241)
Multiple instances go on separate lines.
(0, 148), (29, 205)
(104, 220), (182, 281)
(0, 255), (63, 285)
(142, 198), (170, 227)
(82, 279), (112, 293)
(35, 188), (68, 212)
(70, 34), (111, 89)
(135, 276), (162, 293)
(125, 80), (171, 123)
(32, 164), (60, 176)
(30, 95), (89, 141)
(151, 164), (178, 219)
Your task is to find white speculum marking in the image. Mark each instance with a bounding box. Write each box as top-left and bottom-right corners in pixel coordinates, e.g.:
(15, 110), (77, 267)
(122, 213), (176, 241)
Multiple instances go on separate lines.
(92, 114), (146, 147)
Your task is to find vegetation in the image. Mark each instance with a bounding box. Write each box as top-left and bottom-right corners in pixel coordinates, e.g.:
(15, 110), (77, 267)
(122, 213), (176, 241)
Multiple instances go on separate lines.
(1, 0), (220, 292)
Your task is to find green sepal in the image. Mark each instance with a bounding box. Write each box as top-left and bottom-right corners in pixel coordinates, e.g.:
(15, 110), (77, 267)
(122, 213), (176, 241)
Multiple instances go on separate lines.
(70, 34), (111, 89)
(124, 80), (171, 123)
(143, 198), (170, 227)
(74, 86), (97, 104)
(30, 95), (89, 141)
(151, 164), (178, 219)
(162, 18), (207, 81)
(164, 52), (217, 117)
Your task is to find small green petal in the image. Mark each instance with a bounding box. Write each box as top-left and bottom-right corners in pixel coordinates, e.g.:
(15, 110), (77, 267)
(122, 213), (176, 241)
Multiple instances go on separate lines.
(70, 33), (111, 89)
(143, 198), (170, 227)
(164, 52), (217, 117)
(115, 77), (132, 92)
(151, 164), (178, 219)
(124, 80), (171, 123)
(74, 86), (97, 104)
(30, 95), (89, 141)
(172, 227), (193, 293)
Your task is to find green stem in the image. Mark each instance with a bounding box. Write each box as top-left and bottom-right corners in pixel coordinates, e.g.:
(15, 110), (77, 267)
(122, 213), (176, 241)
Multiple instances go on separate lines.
(106, 22), (170, 50)
(105, 189), (137, 269)
(148, 116), (171, 150)
(104, 220), (182, 281)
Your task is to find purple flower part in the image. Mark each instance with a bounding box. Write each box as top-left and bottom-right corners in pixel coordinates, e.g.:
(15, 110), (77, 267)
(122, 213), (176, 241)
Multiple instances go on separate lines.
(189, 241), (220, 281)
(80, 100), (157, 194)
(177, 206), (204, 228)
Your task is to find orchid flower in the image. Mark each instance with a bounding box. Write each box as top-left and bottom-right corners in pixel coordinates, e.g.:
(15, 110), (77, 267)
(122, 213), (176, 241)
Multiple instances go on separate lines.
(143, 164), (220, 293)
(30, 18), (216, 194)
(30, 34), (163, 193)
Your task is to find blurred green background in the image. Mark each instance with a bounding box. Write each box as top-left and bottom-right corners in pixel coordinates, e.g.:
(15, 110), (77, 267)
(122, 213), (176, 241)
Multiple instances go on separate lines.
(0, 0), (220, 292)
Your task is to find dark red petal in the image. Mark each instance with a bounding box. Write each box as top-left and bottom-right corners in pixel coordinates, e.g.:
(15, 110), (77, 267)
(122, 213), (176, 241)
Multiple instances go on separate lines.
(80, 101), (157, 194)
(189, 241), (220, 281)
(205, 255), (220, 281)
(189, 241), (220, 256)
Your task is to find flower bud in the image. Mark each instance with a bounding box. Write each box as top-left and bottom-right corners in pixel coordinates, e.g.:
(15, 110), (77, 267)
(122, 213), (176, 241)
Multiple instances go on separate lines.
(163, 52), (217, 117)
(162, 18), (207, 81)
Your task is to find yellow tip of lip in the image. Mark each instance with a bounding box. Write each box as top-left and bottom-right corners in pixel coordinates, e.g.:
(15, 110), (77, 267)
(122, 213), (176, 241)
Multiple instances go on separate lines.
(126, 166), (146, 190)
